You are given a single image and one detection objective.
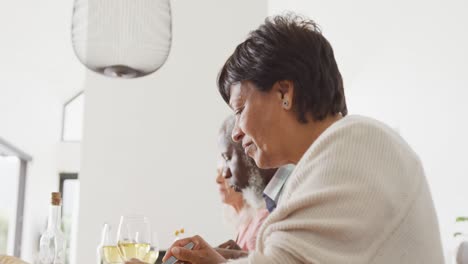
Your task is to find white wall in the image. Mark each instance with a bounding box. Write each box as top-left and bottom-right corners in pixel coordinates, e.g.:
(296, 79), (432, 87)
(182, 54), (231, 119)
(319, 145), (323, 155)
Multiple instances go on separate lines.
(0, 0), (84, 261)
(76, 1), (268, 263)
(270, 0), (468, 258)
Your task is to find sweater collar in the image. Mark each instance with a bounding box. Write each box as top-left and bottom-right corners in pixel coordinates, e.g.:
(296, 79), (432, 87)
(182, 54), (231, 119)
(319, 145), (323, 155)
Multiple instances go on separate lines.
(263, 164), (295, 212)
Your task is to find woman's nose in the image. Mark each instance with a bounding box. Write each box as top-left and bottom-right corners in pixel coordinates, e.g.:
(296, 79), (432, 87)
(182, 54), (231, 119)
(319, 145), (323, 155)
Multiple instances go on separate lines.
(232, 124), (244, 143)
(222, 167), (232, 179)
(216, 169), (224, 184)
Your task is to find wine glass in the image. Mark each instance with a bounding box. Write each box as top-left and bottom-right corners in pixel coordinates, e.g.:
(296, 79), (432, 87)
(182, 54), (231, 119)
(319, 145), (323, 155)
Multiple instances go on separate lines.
(142, 232), (160, 264)
(99, 223), (123, 264)
(116, 215), (152, 261)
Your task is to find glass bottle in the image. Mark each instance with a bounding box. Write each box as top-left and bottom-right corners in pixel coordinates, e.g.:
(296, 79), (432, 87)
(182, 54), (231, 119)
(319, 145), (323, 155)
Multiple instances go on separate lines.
(39, 192), (67, 264)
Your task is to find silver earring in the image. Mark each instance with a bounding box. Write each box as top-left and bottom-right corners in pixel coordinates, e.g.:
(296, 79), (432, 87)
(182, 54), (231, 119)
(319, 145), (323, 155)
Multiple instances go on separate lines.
(283, 100), (289, 107)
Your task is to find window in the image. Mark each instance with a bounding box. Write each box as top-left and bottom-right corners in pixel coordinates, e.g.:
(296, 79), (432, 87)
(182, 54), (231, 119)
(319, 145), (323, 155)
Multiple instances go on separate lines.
(62, 91), (84, 142)
(59, 173), (79, 264)
(0, 137), (31, 257)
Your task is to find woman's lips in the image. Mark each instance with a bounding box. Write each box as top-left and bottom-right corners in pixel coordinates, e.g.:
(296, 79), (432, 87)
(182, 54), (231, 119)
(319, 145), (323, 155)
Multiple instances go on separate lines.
(243, 142), (253, 155)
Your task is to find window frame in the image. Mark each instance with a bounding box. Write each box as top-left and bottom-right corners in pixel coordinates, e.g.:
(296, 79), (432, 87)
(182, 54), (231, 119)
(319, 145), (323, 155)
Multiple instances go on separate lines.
(0, 137), (32, 257)
(61, 91), (84, 142)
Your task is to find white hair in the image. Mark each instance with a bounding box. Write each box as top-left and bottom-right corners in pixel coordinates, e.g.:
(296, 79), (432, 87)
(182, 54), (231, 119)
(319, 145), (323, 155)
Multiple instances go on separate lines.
(223, 172), (267, 229)
(242, 172), (266, 210)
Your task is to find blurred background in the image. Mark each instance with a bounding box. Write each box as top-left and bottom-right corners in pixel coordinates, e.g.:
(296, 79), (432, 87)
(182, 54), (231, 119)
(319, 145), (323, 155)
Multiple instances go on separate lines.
(0, 0), (467, 263)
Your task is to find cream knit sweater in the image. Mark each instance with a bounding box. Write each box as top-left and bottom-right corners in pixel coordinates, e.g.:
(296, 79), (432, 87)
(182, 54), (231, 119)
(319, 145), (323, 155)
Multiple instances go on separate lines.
(229, 115), (444, 264)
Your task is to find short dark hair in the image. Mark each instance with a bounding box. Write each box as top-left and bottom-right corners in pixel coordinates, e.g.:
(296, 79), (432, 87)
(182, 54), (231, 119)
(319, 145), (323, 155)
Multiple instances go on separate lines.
(217, 13), (347, 122)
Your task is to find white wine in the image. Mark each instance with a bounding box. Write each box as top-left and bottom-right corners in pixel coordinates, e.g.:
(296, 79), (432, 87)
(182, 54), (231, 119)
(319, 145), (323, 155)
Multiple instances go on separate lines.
(118, 242), (151, 260)
(143, 250), (159, 264)
(103, 245), (123, 264)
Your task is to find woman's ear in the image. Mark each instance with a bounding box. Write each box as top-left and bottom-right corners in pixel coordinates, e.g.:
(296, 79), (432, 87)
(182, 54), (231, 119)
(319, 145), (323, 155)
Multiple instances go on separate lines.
(275, 80), (294, 110)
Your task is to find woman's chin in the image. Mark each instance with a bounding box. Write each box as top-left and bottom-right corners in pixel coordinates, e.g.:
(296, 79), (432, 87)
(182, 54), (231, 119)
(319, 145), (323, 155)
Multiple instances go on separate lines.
(254, 153), (283, 169)
(253, 153), (270, 169)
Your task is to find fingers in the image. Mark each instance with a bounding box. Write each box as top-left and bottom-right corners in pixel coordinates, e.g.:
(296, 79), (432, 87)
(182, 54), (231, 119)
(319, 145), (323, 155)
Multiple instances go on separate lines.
(162, 236), (203, 261)
(222, 243), (233, 249)
(171, 246), (199, 262)
(218, 241), (230, 249)
(230, 242), (241, 250)
(218, 240), (240, 250)
(162, 238), (192, 262)
(219, 239), (235, 247)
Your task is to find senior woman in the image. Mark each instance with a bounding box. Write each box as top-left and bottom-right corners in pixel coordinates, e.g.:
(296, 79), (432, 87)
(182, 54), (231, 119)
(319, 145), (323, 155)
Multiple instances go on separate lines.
(215, 163), (268, 251)
(215, 116), (272, 253)
(160, 14), (444, 264)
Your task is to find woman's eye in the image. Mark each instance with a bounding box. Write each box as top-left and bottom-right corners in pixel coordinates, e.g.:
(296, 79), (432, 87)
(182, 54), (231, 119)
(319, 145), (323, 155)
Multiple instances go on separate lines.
(234, 107), (244, 115)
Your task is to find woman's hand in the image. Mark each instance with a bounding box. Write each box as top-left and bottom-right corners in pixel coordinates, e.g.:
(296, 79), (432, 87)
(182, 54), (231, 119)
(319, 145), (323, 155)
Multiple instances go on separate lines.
(162, 235), (227, 264)
(217, 239), (241, 250)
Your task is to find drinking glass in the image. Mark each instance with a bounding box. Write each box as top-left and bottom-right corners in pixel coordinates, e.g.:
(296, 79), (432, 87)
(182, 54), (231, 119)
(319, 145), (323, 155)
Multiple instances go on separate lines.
(100, 223), (123, 264)
(116, 215), (152, 261)
(142, 232), (160, 264)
